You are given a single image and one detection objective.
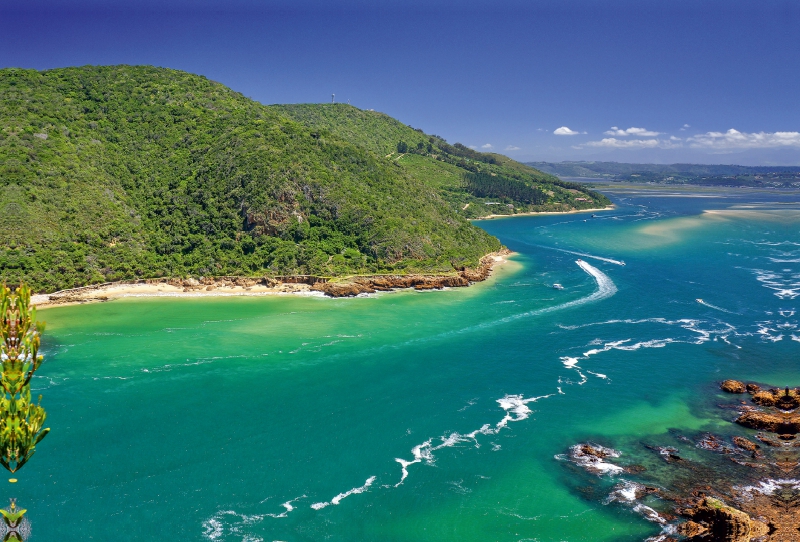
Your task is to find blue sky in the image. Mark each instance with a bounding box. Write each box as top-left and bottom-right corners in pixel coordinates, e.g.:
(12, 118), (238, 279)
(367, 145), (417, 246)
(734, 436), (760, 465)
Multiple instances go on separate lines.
(3, 0), (799, 165)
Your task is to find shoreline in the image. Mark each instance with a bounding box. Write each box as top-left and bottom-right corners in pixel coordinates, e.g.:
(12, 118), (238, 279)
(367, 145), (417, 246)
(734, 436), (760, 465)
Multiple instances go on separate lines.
(473, 205), (615, 220)
(33, 250), (515, 309)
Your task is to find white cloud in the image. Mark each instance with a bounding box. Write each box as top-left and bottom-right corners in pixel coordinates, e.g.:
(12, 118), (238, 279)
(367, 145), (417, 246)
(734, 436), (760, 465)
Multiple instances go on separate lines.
(688, 129), (800, 150)
(481, 143), (493, 149)
(670, 136), (681, 141)
(680, 124), (690, 131)
(604, 126), (661, 137)
(505, 145), (521, 151)
(554, 126), (580, 136)
(468, 145), (477, 149)
(586, 138), (662, 149)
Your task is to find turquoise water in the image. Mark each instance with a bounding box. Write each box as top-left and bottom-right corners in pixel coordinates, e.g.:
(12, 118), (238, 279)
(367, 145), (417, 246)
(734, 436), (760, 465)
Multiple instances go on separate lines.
(18, 187), (800, 541)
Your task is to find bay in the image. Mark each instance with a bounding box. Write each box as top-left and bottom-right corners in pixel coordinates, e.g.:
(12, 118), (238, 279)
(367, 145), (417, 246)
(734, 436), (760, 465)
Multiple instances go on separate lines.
(21, 185), (800, 541)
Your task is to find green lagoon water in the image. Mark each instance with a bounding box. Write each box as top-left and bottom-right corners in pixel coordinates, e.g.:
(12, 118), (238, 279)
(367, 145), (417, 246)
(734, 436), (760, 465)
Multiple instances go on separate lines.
(18, 186), (800, 541)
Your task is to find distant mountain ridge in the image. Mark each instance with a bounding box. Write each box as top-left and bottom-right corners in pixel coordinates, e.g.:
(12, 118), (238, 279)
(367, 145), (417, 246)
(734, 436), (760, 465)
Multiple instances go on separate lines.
(529, 161), (800, 188)
(0, 65), (607, 292)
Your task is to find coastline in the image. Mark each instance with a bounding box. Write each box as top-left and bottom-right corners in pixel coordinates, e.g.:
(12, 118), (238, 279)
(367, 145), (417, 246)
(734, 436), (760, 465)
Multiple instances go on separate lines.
(474, 205), (614, 220)
(33, 250), (515, 309)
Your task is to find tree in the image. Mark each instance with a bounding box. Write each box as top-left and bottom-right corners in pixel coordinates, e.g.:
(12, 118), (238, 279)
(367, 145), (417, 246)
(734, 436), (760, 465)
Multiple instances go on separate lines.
(0, 284), (49, 476)
(396, 141), (408, 153)
(0, 284), (48, 541)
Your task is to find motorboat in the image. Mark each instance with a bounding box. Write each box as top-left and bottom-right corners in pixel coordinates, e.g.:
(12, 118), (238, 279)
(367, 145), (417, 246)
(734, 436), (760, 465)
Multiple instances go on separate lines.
(553, 283), (564, 290)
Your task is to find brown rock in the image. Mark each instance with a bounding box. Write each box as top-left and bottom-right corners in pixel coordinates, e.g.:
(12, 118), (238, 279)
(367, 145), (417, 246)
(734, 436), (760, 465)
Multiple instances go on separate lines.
(736, 411), (800, 434)
(755, 434), (782, 447)
(684, 497), (757, 542)
(579, 444), (609, 458)
(752, 390), (777, 406)
(721, 380), (746, 394)
(745, 383), (761, 394)
(677, 520), (707, 538)
(732, 436), (759, 452)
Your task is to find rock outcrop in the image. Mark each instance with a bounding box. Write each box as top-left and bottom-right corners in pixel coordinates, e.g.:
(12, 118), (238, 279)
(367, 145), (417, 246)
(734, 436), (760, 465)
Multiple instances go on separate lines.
(681, 497), (768, 542)
(721, 380), (746, 394)
(311, 250), (510, 297)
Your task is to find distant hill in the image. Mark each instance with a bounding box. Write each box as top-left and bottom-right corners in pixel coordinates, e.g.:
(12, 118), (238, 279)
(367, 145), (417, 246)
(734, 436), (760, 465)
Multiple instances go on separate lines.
(272, 104), (609, 218)
(529, 161), (800, 188)
(0, 65), (607, 292)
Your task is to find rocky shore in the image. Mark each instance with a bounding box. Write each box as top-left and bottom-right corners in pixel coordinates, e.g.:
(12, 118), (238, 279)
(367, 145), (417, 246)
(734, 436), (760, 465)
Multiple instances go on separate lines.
(32, 250), (513, 307)
(310, 250), (510, 297)
(562, 379), (800, 541)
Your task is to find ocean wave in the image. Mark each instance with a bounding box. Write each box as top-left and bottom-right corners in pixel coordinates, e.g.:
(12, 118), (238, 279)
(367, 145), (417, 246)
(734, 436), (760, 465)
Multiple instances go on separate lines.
(556, 443), (624, 475)
(736, 479), (800, 498)
(746, 267), (800, 300)
(393, 393), (555, 487)
(311, 476), (376, 510)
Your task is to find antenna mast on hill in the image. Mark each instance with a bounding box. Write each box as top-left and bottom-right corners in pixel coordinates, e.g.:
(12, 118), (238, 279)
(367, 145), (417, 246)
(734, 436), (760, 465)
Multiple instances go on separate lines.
(332, 94), (335, 104)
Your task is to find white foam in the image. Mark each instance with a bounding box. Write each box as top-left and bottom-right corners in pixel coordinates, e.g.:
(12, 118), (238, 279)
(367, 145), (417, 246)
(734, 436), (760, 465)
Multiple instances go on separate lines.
(311, 476), (376, 510)
(736, 478), (800, 497)
(633, 503), (667, 524)
(561, 357), (579, 368)
(696, 299), (737, 314)
(560, 443), (624, 475)
(537, 245), (627, 266)
(747, 267), (800, 300)
(393, 393), (554, 486)
(606, 481), (643, 503)
(266, 495), (306, 518)
(201, 518), (224, 541)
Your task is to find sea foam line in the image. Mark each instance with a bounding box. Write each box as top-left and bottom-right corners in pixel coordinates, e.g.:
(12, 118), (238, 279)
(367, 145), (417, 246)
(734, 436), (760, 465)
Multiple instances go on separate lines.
(310, 477), (377, 510)
(393, 393), (554, 487)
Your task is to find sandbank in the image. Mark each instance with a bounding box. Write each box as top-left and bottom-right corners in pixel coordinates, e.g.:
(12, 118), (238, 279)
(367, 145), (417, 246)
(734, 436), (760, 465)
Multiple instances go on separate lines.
(474, 205), (615, 220)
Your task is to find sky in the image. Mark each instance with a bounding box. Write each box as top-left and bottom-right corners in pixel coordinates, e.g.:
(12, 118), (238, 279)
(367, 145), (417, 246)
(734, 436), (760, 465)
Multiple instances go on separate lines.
(2, 0), (799, 165)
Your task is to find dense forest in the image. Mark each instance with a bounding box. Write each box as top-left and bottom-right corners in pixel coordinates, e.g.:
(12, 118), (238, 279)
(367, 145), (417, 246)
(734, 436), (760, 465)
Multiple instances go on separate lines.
(460, 172), (547, 205)
(272, 104), (609, 218)
(0, 66), (607, 292)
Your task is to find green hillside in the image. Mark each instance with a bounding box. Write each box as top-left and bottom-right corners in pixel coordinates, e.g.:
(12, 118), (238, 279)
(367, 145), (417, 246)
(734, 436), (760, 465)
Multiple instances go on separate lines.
(0, 65), (504, 292)
(273, 104), (610, 218)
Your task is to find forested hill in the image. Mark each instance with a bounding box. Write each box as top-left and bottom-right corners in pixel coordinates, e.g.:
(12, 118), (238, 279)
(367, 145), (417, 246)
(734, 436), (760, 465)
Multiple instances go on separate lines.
(0, 65), (605, 292)
(273, 104), (610, 218)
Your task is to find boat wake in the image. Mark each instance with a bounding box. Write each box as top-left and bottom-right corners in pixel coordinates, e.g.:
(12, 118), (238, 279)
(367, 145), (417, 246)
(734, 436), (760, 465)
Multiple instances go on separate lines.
(486, 260), (617, 328)
(536, 245), (627, 266)
(695, 298), (738, 314)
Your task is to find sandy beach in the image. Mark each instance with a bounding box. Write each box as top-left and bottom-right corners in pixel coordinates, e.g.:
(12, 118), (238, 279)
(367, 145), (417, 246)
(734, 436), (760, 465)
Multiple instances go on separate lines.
(32, 251), (515, 309)
(474, 205), (615, 220)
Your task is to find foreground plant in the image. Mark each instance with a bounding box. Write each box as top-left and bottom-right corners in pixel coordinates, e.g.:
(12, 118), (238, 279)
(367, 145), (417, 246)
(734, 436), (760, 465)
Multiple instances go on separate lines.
(0, 284), (49, 474)
(0, 499), (29, 541)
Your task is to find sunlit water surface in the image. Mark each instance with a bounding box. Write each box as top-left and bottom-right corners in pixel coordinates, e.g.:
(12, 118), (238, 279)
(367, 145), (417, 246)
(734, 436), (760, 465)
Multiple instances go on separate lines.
(21, 186), (800, 541)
